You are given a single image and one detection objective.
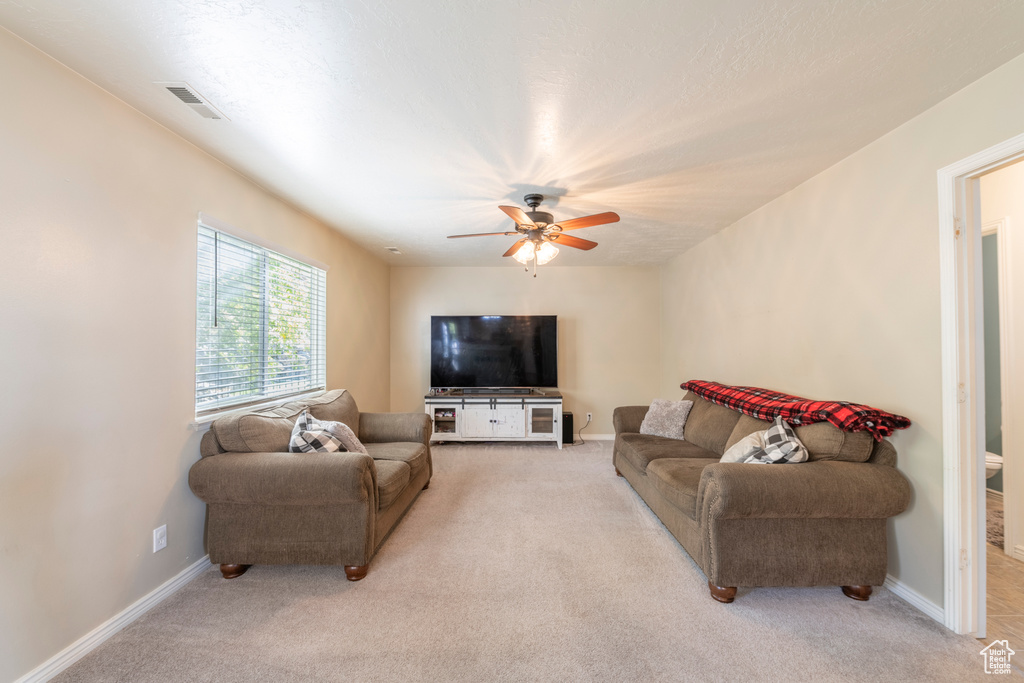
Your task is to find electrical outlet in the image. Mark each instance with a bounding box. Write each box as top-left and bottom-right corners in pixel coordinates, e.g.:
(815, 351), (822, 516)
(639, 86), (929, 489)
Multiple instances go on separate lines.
(153, 525), (167, 553)
(586, 412), (593, 423)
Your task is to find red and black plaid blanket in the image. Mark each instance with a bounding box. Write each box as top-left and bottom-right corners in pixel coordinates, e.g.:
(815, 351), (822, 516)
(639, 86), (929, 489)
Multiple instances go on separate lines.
(680, 380), (911, 441)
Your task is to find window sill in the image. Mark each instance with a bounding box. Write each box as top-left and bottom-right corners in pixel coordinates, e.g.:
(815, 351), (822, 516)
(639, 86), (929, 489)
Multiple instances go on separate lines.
(189, 389), (327, 432)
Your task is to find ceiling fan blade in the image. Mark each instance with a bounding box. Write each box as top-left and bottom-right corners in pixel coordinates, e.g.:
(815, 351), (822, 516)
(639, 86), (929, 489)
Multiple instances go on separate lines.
(547, 233), (598, 250)
(448, 231), (519, 239)
(499, 205), (536, 228)
(503, 238), (528, 257)
(553, 211), (620, 231)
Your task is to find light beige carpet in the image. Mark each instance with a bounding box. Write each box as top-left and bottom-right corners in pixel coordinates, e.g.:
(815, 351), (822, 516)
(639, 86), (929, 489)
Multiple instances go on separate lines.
(55, 442), (1010, 681)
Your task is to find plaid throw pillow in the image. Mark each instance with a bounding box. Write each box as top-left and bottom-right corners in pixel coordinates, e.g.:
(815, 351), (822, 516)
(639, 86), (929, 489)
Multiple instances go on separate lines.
(744, 416), (808, 464)
(289, 410), (344, 453)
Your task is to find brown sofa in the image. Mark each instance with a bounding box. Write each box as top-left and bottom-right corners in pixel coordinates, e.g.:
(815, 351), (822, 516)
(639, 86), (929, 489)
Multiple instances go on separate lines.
(189, 390), (431, 581)
(613, 392), (910, 603)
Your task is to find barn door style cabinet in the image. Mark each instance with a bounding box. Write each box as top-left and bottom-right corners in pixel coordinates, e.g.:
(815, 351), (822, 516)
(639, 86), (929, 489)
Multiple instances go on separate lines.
(424, 391), (562, 448)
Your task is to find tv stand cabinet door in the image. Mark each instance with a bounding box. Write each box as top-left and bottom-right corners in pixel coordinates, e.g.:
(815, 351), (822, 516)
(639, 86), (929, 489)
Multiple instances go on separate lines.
(527, 406), (558, 438)
(461, 406), (493, 438)
(491, 407), (526, 438)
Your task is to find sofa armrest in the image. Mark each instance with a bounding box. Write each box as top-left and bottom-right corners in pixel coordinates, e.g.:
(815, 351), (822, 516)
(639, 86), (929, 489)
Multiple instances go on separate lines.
(189, 451), (375, 506)
(613, 406), (649, 435)
(697, 461), (910, 520)
(358, 412), (431, 446)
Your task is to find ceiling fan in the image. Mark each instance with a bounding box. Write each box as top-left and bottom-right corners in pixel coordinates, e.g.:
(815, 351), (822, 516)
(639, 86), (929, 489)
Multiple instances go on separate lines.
(447, 194), (620, 276)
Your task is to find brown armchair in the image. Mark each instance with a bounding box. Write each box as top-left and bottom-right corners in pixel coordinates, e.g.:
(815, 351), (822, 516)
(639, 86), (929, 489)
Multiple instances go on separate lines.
(189, 390), (431, 581)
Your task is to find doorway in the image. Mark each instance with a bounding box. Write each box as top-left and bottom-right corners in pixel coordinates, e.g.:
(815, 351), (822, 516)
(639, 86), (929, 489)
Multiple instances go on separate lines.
(979, 166), (1022, 643)
(981, 220), (1013, 645)
(938, 132), (1024, 637)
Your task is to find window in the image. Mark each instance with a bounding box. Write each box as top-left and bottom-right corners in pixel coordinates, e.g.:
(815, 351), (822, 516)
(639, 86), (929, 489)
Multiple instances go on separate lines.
(195, 221), (326, 415)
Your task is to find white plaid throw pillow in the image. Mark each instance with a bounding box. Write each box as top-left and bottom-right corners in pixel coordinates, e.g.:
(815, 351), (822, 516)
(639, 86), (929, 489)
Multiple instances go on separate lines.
(289, 410), (344, 453)
(744, 416), (808, 464)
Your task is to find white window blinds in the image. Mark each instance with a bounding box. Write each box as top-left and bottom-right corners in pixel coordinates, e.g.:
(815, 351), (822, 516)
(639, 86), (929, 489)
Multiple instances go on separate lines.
(196, 225), (327, 415)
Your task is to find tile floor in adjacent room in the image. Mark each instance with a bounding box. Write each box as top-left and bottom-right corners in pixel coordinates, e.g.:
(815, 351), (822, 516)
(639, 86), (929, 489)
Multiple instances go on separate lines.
(985, 493), (1024, 645)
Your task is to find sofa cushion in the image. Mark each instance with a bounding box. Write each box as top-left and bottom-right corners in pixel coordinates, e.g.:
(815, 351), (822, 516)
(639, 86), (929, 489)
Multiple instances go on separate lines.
(365, 442), (428, 480)
(306, 390), (360, 436)
(646, 457), (719, 520)
(639, 399), (693, 439)
(617, 433), (717, 473)
(793, 422), (874, 463)
(211, 399), (310, 453)
(375, 459), (411, 510)
(724, 413), (874, 463)
(681, 393), (742, 455)
(725, 415), (773, 451)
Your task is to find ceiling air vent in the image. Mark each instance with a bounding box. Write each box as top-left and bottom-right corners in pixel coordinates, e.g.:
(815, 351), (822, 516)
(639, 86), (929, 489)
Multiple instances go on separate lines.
(156, 82), (227, 120)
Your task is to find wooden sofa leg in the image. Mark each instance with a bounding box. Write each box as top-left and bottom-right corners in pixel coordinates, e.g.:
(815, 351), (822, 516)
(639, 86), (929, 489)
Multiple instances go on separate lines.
(708, 581), (737, 603)
(345, 565), (369, 581)
(842, 585), (872, 601)
(423, 480), (430, 490)
(220, 564), (251, 579)
(615, 468), (623, 477)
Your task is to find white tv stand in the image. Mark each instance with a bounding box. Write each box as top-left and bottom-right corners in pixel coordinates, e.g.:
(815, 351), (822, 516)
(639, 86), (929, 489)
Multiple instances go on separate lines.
(424, 389), (562, 448)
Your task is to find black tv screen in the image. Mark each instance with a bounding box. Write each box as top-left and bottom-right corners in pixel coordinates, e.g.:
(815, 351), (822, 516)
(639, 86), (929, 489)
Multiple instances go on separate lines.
(430, 315), (558, 388)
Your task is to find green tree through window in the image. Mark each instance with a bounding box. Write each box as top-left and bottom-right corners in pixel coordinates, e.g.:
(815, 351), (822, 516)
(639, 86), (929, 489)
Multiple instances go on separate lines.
(196, 225), (326, 413)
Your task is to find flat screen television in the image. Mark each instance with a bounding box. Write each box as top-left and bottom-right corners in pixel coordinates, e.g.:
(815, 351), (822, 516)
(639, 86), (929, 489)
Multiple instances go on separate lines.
(430, 315), (557, 388)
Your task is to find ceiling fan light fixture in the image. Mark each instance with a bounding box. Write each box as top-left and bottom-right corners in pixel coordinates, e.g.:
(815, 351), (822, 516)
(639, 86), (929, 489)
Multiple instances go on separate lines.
(512, 241), (536, 264)
(447, 194), (619, 273)
(535, 242), (559, 265)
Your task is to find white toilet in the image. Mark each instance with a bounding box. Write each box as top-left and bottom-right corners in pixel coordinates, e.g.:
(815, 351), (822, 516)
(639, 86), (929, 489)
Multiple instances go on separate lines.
(986, 451), (1003, 480)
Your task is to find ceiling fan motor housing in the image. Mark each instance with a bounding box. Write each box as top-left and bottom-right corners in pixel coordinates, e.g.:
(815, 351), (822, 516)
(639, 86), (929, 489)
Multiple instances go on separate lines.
(521, 194), (553, 227)
(526, 210), (554, 227)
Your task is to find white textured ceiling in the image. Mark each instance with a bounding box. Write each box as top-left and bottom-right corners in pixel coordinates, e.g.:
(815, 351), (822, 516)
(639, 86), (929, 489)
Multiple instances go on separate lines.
(3, 1), (1024, 266)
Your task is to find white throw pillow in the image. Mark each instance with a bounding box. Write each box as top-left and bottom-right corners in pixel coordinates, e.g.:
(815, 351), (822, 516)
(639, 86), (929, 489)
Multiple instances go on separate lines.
(289, 410), (343, 453)
(325, 420), (368, 455)
(720, 430), (766, 463)
(639, 399), (694, 440)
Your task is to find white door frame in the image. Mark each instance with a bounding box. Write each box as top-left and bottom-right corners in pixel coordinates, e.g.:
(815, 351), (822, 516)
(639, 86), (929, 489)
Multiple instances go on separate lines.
(938, 130), (1024, 635)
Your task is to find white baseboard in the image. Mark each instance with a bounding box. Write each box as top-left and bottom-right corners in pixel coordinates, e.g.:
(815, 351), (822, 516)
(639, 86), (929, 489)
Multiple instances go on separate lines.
(987, 488), (1004, 501)
(16, 556), (211, 683)
(1012, 546), (1024, 563)
(582, 433), (615, 440)
(884, 574), (944, 625)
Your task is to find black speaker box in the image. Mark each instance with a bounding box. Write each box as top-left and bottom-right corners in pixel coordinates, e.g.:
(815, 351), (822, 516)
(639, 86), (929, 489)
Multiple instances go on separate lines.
(562, 411), (574, 445)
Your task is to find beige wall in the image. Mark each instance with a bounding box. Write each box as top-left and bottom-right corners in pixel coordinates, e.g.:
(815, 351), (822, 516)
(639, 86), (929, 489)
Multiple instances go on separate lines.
(0, 29), (389, 682)
(981, 160), (1024, 554)
(660, 53), (1024, 608)
(389, 266), (662, 435)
